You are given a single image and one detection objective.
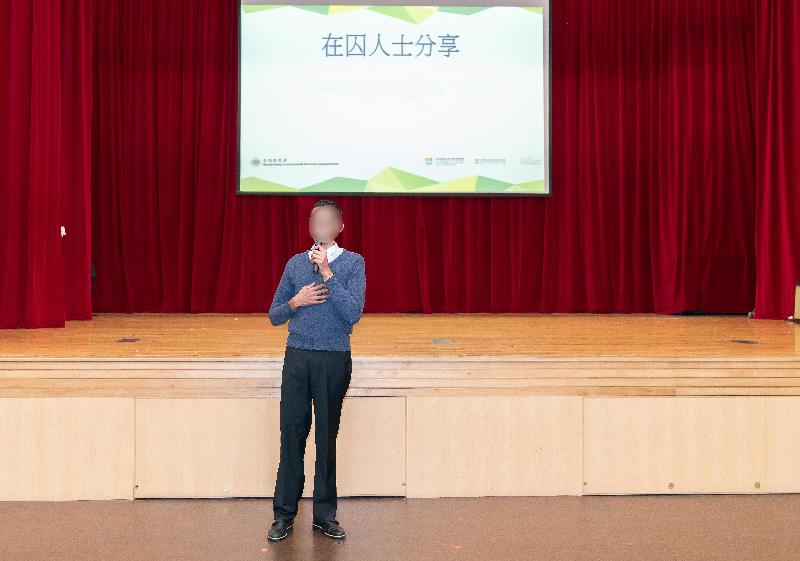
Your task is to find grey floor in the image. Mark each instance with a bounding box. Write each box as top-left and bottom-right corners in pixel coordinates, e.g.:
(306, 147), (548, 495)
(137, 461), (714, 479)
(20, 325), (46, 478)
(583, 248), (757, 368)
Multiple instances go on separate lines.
(1, 495), (798, 561)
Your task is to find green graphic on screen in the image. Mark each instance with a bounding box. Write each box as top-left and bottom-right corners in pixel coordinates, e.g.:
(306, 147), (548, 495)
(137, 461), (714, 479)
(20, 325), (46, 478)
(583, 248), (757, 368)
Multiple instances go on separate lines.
(238, 4), (550, 195)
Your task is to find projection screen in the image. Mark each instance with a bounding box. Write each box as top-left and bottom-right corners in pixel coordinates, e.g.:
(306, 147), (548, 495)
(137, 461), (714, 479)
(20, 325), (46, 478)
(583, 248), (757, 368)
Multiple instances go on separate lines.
(238, 2), (550, 196)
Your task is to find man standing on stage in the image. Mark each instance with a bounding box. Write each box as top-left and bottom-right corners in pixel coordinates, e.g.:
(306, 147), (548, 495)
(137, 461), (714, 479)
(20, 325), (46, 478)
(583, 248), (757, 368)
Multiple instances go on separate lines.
(266, 199), (366, 542)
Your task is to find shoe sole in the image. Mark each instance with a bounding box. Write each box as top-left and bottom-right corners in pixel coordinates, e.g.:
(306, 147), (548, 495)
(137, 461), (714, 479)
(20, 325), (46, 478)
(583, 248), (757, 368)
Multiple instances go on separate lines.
(312, 522), (346, 539)
(267, 522), (294, 541)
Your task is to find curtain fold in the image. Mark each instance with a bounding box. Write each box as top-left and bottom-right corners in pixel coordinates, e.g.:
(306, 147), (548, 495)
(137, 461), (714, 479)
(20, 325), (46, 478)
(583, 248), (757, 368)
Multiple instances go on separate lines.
(0, 0), (93, 327)
(755, 0), (800, 319)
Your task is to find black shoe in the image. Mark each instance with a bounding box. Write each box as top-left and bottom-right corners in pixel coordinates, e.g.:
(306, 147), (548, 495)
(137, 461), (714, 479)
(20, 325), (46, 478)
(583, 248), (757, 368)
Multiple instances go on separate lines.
(267, 518), (294, 541)
(312, 518), (346, 539)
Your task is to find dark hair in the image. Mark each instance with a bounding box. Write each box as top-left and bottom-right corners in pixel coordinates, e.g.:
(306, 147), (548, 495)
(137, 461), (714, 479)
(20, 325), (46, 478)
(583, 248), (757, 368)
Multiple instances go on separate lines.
(312, 199), (342, 218)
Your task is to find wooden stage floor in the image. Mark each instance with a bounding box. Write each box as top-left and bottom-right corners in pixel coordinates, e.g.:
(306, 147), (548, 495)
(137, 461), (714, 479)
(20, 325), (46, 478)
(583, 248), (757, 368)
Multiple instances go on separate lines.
(0, 313), (798, 397)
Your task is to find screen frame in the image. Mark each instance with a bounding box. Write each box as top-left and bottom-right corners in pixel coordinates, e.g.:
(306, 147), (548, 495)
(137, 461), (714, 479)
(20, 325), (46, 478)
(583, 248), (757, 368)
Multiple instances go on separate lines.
(235, 2), (552, 198)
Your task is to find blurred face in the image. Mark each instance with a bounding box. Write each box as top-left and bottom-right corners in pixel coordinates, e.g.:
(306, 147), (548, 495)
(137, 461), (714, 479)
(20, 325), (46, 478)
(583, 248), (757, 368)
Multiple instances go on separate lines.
(308, 205), (343, 243)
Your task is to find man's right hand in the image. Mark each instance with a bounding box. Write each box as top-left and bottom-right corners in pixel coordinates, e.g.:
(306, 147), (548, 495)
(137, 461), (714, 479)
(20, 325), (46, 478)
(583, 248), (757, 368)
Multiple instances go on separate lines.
(289, 282), (329, 310)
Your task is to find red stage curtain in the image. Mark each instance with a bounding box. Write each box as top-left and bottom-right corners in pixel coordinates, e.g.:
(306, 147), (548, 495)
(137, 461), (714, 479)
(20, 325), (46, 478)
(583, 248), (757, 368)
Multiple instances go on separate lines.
(755, 0), (800, 319)
(90, 0), (759, 315)
(0, 0), (94, 327)
(10, 0), (796, 323)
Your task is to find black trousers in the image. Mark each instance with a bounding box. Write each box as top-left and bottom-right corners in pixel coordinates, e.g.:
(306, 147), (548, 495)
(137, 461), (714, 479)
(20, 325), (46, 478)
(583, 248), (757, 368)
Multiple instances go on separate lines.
(272, 345), (352, 523)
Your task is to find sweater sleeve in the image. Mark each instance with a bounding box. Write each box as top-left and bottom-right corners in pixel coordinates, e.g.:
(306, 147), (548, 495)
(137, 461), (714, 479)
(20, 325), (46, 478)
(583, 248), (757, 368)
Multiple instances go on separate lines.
(325, 254), (366, 326)
(268, 259), (296, 326)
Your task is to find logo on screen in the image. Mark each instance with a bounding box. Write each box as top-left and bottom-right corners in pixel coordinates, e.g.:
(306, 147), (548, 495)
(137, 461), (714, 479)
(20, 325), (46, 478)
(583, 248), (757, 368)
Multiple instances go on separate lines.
(424, 157), (432, 166)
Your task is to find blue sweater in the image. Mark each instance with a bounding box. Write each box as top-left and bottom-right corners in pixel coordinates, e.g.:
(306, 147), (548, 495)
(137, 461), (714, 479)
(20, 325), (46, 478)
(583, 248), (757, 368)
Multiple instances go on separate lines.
(268, 249), (366, 351)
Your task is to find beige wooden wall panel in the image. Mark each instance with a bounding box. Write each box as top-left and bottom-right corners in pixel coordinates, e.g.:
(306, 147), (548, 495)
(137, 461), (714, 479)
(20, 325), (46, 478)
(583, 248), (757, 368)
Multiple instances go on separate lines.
(135, 397), (405, 498)
(135, 398), (277, 498)
(764, 397), (800, 492)
(0, 397), (134, 500)
(406, 396), (583, 497)
(584, 397), (766, 494)
(315, 397), (406, 497)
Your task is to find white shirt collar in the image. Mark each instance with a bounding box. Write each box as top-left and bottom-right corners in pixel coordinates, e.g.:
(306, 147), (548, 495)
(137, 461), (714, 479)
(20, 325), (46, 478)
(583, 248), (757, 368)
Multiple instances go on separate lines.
(308, 240), (344, 263)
